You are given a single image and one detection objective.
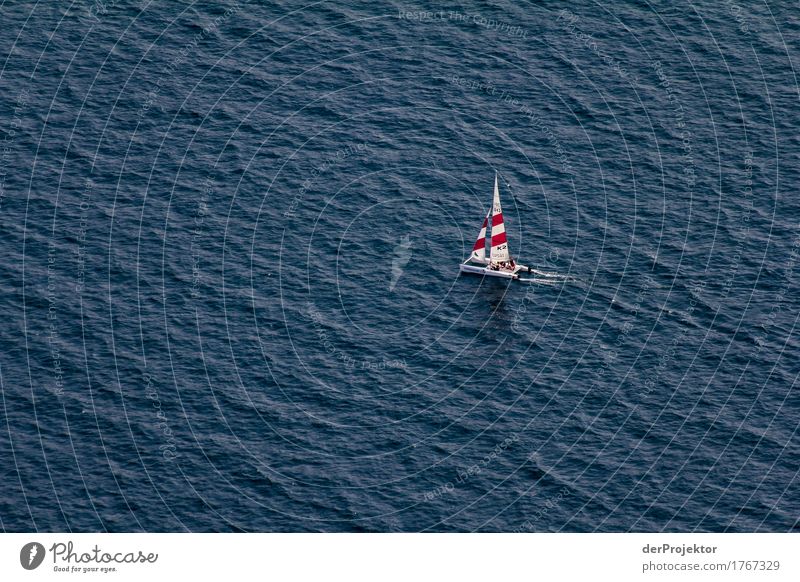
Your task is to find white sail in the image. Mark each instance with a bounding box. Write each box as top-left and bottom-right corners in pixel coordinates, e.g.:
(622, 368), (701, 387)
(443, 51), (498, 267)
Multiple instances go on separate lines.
(489, 173), (511, 263)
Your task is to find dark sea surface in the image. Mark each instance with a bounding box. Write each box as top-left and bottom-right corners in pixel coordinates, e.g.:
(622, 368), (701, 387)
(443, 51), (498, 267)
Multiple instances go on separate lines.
(0, 1), (798, 532)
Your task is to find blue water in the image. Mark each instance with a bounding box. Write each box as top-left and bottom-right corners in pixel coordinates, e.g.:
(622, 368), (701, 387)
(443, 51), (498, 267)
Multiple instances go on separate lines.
(0, 1), (798, 532)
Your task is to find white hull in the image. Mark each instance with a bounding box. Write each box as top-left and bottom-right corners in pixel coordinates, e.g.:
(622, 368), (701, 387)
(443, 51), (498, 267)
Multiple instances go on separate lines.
(460, 263), (523, 279)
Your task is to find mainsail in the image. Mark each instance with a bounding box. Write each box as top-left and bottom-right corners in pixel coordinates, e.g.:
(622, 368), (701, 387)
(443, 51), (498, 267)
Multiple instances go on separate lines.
(489, 173), (511, 263)
(470, 208), (490, 262)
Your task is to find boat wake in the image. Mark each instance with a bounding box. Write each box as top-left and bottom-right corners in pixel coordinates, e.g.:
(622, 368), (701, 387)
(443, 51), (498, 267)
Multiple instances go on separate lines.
(526, 268), (564, 278)
(516, 276), (566, 285)
(521, 268), (575, 283)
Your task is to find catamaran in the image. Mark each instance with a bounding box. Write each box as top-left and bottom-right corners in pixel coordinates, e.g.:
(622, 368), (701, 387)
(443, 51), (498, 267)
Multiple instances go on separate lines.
(460, 172), (533, 280)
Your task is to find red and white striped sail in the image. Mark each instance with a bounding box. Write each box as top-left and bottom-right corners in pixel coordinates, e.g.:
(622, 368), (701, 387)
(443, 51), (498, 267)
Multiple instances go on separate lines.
(489, 173), (511, 263)
(470, 208), (490, 262)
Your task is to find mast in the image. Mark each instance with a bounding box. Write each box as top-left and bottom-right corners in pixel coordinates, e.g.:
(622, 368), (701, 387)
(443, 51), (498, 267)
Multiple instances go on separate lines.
(489, 172), (511, 263)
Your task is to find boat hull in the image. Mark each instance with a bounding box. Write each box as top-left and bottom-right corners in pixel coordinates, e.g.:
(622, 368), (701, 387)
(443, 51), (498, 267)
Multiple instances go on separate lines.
(460, 264), (519, 279)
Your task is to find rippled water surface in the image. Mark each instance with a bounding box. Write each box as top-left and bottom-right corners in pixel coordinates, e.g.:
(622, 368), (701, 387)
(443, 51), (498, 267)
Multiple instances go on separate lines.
(0, 1), (798, 531)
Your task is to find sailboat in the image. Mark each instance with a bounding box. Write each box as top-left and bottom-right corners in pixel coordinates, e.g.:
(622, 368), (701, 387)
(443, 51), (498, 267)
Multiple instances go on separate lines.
(460, 172), (532, 280)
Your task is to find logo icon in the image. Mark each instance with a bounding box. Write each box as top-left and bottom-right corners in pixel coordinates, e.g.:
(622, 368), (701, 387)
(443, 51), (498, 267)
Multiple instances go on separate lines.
(20, 542), (45, 570)
(389, 234), (413, 291)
